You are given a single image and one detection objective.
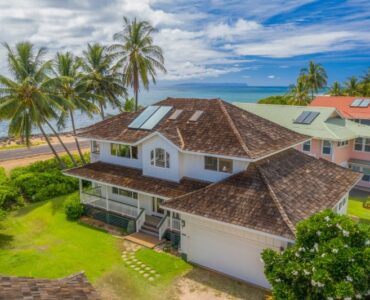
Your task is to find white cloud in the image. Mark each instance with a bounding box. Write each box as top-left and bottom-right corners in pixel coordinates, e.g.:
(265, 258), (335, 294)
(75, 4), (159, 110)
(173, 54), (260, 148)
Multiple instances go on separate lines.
(268, 75), (275, 79)
(206, 19), (260, 40)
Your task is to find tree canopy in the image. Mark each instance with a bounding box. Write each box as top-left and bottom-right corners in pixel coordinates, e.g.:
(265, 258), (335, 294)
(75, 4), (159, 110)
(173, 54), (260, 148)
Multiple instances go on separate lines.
(262, 210), (370, 300)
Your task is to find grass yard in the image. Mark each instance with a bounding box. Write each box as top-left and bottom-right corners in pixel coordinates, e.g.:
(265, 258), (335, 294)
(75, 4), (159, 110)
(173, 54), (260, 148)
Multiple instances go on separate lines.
(0, 195), (192, 299)
(348, 194), (370, 224)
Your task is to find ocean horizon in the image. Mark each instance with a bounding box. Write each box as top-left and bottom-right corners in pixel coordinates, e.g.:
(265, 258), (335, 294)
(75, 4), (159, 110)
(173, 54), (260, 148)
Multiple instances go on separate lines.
(0, 84), (289, 138)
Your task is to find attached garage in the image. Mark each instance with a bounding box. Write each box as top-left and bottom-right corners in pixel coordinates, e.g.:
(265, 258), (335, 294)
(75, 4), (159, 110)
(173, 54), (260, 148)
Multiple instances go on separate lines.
(182, 218), (277, 288)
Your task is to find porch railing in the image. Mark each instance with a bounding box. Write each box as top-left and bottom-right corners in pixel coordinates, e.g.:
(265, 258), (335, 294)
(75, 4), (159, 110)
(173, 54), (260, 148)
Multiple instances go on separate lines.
(172, 218), (181, 232)
(157, 215), (168, 239)
(81, 189), (139, 219)
(135, 209), (146, 232)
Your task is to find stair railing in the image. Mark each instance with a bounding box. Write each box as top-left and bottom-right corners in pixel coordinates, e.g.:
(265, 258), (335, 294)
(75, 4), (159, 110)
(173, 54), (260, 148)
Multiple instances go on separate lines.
(157, 215), (168, 239)
(135, 208), (146, 232)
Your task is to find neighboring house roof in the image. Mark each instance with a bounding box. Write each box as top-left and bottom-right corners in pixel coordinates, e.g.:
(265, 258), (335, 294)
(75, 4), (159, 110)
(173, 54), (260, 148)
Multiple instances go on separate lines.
(64, 162), (208, 198)
(163, 149), (361, 240)
(77, 98), (308, 160)
(310, 96), (370, 120)
(0, 272), (99, 300)
(235, 103), (370, 141)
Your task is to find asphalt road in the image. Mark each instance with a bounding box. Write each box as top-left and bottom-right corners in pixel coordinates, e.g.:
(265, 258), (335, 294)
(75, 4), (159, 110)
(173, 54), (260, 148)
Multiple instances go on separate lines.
(0, 141), (90, 161)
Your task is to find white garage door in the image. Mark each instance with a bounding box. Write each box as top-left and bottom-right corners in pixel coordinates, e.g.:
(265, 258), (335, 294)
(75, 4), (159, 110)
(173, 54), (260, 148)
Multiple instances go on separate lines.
(187, 224), (270, 288)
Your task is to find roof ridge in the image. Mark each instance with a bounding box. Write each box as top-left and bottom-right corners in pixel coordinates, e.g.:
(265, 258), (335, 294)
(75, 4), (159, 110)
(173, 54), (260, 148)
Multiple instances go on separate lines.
(217, 99), (253, 158)
(256, 165), (296, 236)
(176, 127), (185, 149)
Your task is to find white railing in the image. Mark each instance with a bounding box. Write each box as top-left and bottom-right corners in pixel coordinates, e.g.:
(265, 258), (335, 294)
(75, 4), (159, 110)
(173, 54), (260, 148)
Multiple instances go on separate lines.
(172, 218), (181, 232)
(81, 192), (139, 219)
(135, 209), (146, 232)
(157, 215), (169, 239)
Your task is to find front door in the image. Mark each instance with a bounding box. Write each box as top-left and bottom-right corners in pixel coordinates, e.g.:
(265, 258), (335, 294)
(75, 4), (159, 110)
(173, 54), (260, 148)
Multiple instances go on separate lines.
(152, 197), (165, 216)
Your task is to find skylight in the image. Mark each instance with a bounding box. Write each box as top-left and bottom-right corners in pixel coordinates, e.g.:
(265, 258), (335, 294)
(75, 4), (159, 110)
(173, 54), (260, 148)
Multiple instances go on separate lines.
(189, 110), (203, 122)
(294, 111), (320, 124)
(128, 105), (173, 130)
(350, 98), (370, 108)
(169, 109), (183, 120)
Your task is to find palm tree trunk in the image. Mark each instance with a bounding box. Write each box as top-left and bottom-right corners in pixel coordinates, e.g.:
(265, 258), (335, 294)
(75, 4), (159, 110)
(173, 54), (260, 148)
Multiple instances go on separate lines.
(134, 65), (139, 112)
(38, 124), (65, 168)
(69, 110), (86, 164)
(135, 89), (138, 112)
(99, 102), (105, 120)
(44, 120), (77, 166)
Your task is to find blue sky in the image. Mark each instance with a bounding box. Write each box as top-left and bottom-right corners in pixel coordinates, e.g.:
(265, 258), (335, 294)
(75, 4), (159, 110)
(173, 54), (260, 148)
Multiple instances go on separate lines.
(0, 0), (369, 86)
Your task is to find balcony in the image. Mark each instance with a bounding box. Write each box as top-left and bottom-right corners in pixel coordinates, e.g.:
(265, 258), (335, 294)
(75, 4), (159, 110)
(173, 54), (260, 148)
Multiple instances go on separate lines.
(81, 186), (140, 219)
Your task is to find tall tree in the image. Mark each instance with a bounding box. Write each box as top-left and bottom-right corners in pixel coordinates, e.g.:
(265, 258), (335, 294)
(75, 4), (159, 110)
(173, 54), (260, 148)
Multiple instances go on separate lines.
(52, 52), (98, 164)
(328, 81), (343, 96)
(287, 75), (311, 105)
(300, 60), (328, 100)
(0, 42), (66, 166)
(80, 43), (126, 119)
(109, 17), (166, 111)
(344, 76), (361, 96)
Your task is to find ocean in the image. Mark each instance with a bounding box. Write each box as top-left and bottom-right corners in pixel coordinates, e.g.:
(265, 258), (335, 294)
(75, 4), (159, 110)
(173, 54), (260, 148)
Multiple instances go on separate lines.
(0, 84), (288, 138)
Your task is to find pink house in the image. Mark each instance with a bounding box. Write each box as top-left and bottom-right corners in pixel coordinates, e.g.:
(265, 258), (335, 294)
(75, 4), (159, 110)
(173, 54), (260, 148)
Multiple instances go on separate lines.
(236, 103), (370, 191)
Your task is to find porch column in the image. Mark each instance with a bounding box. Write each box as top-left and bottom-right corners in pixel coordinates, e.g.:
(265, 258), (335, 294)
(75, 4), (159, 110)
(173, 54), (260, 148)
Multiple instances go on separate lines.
(105, 185), (109, 211)
(170, 212), (173, 231)
(79, 179), (82, 198)
(137, 197), (140, 214)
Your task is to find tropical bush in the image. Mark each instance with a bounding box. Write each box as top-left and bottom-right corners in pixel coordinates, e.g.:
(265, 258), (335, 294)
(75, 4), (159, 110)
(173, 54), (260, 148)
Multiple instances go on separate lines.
(0, 167), (24, 210)
(64, 193), (84, 221)
(262, 210), (370, 300)
(257, 95), (291, 105)
(10, 154), (87, 202)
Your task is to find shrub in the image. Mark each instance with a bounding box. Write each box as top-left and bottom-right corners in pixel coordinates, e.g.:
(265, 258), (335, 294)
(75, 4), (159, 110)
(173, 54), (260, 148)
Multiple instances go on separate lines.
(262, 210), (370, 300)
(258, 95), (291, 105)
(64, 193), (84, 221)
(0, 167), (24, 210)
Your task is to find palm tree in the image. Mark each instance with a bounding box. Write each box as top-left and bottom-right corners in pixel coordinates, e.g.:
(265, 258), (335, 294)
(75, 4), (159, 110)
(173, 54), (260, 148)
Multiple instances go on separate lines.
(80, 43), (126, 119)
(328, 81), (343, 96)
(300, 60), (328, 100)
(52, 52), (98, 164)
(287, 75), (311, 105)
(109, 17), (166, 111)
(0, 42), (65, 166)
(344, 76), (361, 96)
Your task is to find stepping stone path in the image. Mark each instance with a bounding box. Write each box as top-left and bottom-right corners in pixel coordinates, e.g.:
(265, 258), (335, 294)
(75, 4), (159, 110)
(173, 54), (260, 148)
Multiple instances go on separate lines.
(121, 245), (160, 283)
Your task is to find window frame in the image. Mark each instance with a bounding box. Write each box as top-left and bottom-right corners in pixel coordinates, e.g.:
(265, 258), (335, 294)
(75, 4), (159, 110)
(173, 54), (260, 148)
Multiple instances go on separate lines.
(150, 148), (170, 168)
(322, 140), (332, 155)
(91, 141), (100, 154)
(110, 143), (138, 159)
(112, 187), (138, 199)
(204, 156), (233, 173)
(302, 140), (311, 152)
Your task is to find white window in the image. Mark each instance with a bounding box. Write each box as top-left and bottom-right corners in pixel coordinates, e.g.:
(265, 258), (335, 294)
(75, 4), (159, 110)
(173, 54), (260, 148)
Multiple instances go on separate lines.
(91, 141), (100, 154)
(204, 156), (233, 173)
(354, 138), (370, 152)
(322, 140), (332, 155)
(337, 140), (349, 147)
(354, 138), (363, 151)
(112, 187), (138, 199)
(150, 148), (170, 168)
(302, 140), (311, 152)
(111, 143), (138, 159)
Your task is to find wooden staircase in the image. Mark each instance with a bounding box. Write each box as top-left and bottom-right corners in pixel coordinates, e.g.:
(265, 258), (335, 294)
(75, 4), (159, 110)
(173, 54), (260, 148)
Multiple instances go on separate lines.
(139, 215), (161, 237)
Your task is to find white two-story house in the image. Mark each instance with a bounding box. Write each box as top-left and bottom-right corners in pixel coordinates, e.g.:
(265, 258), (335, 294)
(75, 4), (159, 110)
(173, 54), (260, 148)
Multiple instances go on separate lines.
(65, 98), (361, 288)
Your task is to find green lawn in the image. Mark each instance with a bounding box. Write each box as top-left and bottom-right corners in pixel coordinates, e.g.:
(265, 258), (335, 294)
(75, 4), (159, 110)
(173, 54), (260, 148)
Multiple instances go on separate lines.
(348, 195), (370, 224)
(0, 195), (192, 299)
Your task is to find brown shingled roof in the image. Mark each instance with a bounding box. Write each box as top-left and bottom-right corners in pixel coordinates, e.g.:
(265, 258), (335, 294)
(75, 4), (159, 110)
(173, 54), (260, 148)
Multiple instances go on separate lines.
(64, 162), (208, 198)
(77, 98), (309, 159)
(0, 272), (99, 300)
(162, 149), (361, 239)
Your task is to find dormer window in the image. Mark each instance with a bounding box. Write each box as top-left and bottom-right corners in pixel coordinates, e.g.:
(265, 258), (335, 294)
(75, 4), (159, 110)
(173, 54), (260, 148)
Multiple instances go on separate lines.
(204, 156), (233, 173)
(91, 141), (100, 154)
(111, 143), (138, 159)
(151, 148), (170, 168)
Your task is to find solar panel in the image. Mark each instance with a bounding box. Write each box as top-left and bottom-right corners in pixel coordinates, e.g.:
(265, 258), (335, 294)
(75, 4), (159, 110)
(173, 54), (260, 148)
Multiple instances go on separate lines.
(189, 110), (203, 122)
(351, 99), (363, 107)
(169, 109), (183, 120)
(359, 99), (370, 108)
(302, 111), (320, 124)
(140, 106), (173, 130)
(294, 111), (311, 124)
(128, 106), (159, 128)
